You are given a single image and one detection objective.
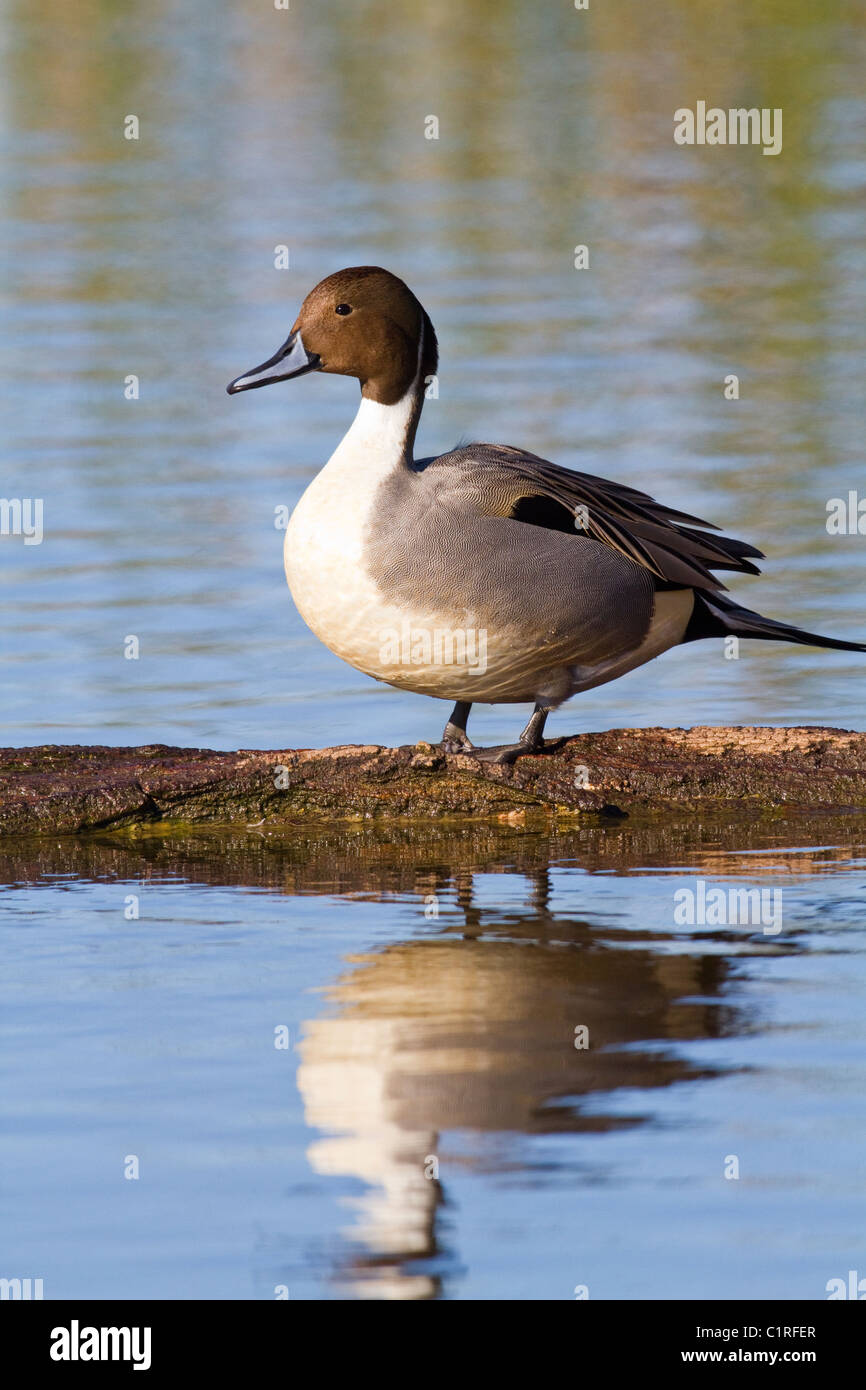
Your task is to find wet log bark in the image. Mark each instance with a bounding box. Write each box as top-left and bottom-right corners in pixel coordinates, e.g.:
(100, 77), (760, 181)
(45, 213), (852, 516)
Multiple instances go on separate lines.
(2, 728), (865, 837)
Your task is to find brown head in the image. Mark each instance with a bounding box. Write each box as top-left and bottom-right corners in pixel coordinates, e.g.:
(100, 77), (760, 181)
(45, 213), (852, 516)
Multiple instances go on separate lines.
(227, 266), (438, 406)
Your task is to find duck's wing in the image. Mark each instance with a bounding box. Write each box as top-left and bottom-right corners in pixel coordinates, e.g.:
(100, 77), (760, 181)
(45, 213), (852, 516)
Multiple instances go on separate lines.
(416, 444), (764, 592)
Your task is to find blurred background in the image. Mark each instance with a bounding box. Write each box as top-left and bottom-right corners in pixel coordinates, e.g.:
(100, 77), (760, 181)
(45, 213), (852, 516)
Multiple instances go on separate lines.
(2, 0), (865, 748)
(3, 2), (866, 1305)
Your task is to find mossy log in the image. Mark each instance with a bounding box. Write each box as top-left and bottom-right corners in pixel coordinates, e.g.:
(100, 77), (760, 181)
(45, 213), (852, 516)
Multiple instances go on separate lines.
(1, 727), (865, 838)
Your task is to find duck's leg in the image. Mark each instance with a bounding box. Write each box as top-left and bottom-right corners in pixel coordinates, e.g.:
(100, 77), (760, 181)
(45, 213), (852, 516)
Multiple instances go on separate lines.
(471, 704), (552, 765)
(439, 700), (474, 753)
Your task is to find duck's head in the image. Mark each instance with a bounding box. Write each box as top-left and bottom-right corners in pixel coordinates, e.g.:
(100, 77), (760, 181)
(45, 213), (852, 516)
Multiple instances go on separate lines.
(227, 266), (437, 406)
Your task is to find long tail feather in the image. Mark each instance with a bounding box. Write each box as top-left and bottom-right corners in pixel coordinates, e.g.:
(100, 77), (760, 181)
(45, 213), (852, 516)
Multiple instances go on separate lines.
(684, 592), (866, 652)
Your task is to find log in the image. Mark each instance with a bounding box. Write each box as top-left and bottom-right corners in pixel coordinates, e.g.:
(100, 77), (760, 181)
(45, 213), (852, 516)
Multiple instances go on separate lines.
(1, 727), (865, 838)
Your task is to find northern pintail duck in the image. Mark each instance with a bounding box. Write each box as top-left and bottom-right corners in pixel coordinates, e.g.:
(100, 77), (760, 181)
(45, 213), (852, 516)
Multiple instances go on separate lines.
(228, 267), (865, 762)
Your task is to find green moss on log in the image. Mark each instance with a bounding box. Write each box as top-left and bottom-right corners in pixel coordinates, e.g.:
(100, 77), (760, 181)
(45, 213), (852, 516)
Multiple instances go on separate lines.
(1, 727), (865, 838)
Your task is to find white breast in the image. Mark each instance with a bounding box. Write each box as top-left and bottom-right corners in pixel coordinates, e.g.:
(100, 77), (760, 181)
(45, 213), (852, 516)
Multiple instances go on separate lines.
(285, 391), (448, 690)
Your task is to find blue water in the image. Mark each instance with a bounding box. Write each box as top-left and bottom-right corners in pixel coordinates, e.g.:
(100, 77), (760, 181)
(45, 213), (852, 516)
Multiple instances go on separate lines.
(1, 826), (865, 1299)
(2, 1), (866, 1302)
(2, 0), (866, 749)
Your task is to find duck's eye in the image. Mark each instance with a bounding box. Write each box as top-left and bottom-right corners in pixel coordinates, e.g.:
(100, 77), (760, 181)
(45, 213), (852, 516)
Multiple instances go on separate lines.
(335, 303), (353, 316)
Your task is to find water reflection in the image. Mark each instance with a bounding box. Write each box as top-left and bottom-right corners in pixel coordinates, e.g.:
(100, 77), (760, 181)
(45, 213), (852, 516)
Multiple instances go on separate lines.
(297, 889), (730, 1298)
(3, 815), (864, 889)
(3, 817), (863, 1298)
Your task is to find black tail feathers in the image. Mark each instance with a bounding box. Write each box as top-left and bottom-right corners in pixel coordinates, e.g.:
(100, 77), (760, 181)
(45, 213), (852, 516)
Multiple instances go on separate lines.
(683, 591), (866, 653)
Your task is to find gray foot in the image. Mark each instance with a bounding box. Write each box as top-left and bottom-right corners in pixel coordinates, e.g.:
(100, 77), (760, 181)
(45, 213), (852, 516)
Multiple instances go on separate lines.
(470, 739), (547, 766)
(439, 701), (474, 755)
(440, 733), (474, 755)
(468, 704), (555, 764)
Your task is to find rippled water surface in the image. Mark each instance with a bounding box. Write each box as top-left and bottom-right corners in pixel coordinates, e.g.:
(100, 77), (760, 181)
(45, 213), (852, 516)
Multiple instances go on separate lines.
(2, 1), (866, 1302)
(2, 821), (866, 1300)
(3, 0), (866, 747)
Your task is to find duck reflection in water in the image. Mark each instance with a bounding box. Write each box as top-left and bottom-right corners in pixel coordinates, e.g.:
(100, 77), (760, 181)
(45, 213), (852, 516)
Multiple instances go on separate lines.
(296, 865), (739, 1299)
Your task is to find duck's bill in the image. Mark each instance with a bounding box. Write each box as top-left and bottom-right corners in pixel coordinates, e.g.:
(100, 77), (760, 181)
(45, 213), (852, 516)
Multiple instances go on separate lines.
(226, 331), (321, 393)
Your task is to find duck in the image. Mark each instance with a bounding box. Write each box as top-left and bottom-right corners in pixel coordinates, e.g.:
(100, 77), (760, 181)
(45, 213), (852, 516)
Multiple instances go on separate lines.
(228, 266), (865, 763)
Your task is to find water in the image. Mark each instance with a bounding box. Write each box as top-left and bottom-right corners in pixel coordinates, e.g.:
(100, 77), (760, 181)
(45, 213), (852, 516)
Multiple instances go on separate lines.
(1, 820), (865, 1300)
(2, 0), (865, 747)
(2, 1), (866, 1301)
